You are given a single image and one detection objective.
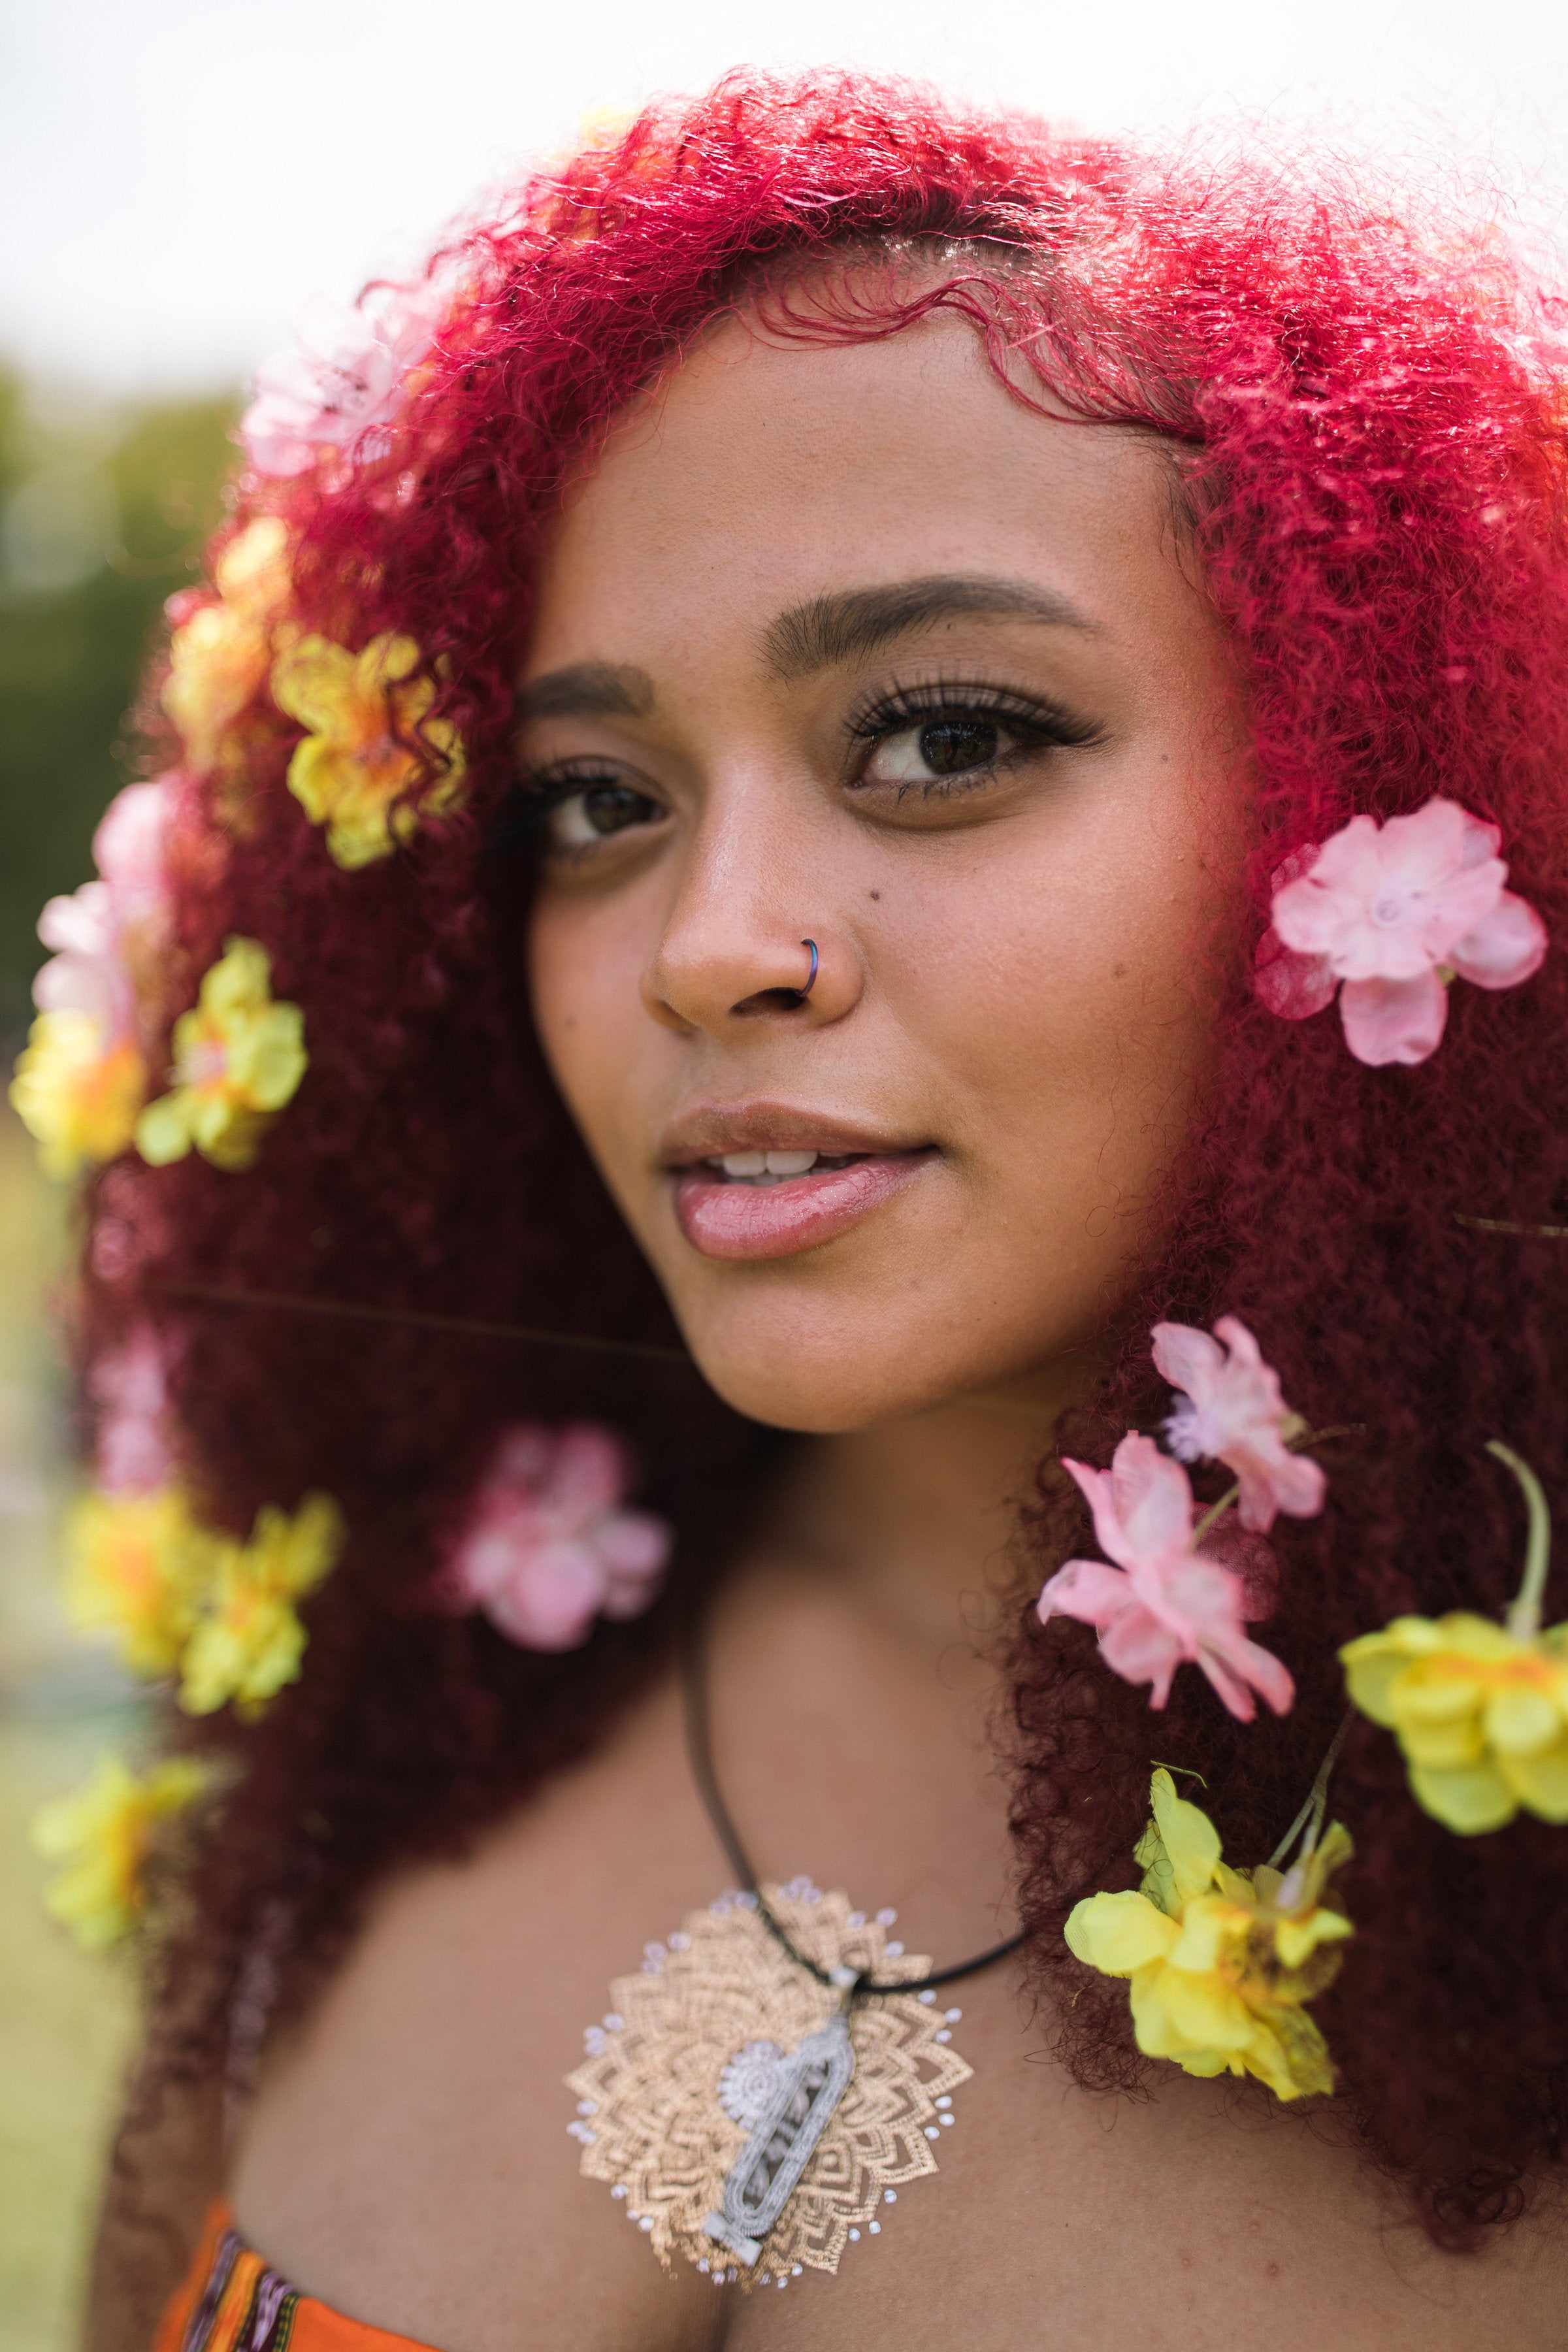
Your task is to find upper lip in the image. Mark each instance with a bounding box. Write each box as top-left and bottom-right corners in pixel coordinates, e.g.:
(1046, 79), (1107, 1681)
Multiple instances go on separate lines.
(658, 1102), (928, 1169)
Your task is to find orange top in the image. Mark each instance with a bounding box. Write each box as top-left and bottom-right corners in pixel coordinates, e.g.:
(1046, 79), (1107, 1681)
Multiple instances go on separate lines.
(155, 2204), (440, 2352)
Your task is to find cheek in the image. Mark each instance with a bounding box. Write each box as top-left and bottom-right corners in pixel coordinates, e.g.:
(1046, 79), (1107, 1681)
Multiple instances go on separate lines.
(527, 895), (653, 1198)
(894, 807), (1216, 1200)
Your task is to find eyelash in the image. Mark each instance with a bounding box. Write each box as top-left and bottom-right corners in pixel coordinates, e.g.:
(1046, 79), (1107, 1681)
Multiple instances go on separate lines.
(844, 677), (1103, 794)
(515, 674), (1103, 848)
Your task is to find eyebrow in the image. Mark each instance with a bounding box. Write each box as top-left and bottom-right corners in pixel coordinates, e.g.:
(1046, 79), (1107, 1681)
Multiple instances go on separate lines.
(515, 574), (1096, 725)
(760, 574), (1098, 681)
(514, 661), (655, 722)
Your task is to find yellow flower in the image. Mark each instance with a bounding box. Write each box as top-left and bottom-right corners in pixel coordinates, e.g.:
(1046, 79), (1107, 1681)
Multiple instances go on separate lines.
(162, 517), (293, 773)
(270, 631), (466, 868)
(178, 1492), (344, 1716)
(31, 1753), (206, 1952)
(64, 1486), (221, 1678)
(1065, 1769), (1354, 2101)
(1342, 1612), (1568, 1834)
(134, 936), (306, 1172)
(8, 1010), (146, 1180)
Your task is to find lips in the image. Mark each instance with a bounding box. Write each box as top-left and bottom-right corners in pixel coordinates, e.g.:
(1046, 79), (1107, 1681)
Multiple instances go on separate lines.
(672, 1149), (933, 1260)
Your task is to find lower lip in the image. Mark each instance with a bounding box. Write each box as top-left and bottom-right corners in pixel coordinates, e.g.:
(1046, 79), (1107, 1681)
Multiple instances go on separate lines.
(673, 1154), (931, 1261)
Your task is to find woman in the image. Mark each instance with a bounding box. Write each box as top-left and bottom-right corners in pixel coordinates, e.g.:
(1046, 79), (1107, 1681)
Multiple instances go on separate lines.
(22, 69), (1568, 2350)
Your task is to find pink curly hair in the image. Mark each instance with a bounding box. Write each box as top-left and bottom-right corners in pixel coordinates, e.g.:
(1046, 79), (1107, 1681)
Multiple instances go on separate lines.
(89, 70), (1568, 2255)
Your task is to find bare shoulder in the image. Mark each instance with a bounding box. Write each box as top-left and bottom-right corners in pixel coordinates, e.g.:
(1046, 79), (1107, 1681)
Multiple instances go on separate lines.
(725, 1989), (1568, 2352)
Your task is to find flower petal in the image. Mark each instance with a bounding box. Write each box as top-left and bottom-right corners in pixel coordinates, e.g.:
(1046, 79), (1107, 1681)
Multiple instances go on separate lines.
(1337, 970), (1448, 1066)
(1409, 1759), (1517, 1835)
(1036, 1557), (1134, 1631)
(1064, 1889), (1177, 1976)
(1253, 931), (1338, 1020)
(1447, 891), (1548, 990)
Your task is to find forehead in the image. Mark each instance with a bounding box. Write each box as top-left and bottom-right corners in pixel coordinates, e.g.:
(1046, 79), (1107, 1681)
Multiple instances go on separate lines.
(525, 307), (1190, 672)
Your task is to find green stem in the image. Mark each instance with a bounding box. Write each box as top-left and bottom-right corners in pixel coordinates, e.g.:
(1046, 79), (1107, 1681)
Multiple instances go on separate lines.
(1488, 1441), (1553, 1640)
(1267, 1710), (1354, 1872)
(1190, 1483), (1240, 1546)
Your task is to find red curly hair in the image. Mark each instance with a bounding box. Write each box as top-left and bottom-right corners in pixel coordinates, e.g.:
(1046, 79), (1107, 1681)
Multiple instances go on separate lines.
(84, 69), (1568, 2255)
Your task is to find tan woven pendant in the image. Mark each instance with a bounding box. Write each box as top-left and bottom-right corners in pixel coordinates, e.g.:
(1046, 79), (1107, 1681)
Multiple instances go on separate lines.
(565, 1882), (975, 2292)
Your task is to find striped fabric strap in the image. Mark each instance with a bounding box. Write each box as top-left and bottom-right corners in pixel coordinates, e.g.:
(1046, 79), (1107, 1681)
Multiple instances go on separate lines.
(180, 2228), (301, 2352)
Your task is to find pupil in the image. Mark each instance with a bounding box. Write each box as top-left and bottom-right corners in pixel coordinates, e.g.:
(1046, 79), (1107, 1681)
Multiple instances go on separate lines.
(919, 719), (998, 776)
(583, 784), (648, 835)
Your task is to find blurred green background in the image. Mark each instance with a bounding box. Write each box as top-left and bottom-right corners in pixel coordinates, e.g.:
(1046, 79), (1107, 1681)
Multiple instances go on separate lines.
(0, 370), (236, 2352)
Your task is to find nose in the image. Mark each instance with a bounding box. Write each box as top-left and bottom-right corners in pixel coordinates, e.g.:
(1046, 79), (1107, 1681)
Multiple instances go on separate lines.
(641, 798), (858, 1034)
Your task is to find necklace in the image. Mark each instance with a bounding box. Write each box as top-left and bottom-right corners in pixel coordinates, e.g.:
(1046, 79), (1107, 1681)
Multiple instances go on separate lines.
(564, 1620), (1025, 2292)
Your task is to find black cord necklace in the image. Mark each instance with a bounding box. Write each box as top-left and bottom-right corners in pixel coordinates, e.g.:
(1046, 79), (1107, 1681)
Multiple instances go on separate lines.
(679, 1615), (1026, 2003)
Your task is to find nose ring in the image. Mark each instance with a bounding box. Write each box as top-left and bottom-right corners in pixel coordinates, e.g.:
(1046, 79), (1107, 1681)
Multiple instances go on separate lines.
(798, 939), (819, 1000)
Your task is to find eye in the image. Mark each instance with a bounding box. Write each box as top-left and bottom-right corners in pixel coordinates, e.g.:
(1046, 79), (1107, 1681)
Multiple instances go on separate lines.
(544, 779), (664, 851)
(848, 681), (1100, 802)
(868, 714), (1008, 785)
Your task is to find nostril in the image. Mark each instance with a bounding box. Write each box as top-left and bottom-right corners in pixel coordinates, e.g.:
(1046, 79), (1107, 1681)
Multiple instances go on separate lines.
(729, 985), (810, 1017)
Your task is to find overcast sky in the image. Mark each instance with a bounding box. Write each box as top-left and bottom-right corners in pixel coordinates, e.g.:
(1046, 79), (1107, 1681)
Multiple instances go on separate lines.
(3, 0), (1566, 395)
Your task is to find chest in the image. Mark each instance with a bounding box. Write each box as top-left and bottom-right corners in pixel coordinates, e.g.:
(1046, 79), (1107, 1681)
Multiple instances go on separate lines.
(227, 1682), (1554, 2352)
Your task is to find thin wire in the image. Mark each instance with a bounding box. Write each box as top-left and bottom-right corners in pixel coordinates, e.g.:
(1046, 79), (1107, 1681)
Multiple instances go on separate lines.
(150, 1279), (693, 1366)
(679, 1612), (1025, 2001)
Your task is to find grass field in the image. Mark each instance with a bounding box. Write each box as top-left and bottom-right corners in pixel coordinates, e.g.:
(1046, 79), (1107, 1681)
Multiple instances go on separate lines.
(0, 1109), (145, 2351)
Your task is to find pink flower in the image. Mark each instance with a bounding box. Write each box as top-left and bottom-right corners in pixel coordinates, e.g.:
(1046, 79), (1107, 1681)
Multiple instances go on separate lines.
(1151, 1315), (1325, 1534)
(241, 280), (449, 479)
(91, 1328), (176, 1495)
(446, 1423), (672, 1652)
(1036, 1433), (1294, 1721)
(33, 779), (174, 1038)
(1256, 796), (1546, 1066)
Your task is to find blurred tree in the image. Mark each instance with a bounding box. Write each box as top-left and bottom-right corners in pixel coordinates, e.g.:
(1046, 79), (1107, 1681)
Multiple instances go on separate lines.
(0, 374), (238, 1035)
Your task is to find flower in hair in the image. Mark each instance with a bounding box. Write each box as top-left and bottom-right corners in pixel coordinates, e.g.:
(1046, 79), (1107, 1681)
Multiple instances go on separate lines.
(163, 517), (293, 774)
(8, 778), (179, 1179)
(1256, 796), (1546, 1066)
(1065, 1769), (1352, 2102)
(90, 1326), (178, 1497)
(448, 1423), (672, 1652)
(31, 1752), (206, 1951)
(65, 1487), (219, 1682)
(270, 631), (467, 868)
(1037, 1433), (1294, 1721)
(1152, 1316), (1324, 1533)
(241, 283), (448, 479)
(1343, 1614), (1568, 1834)
(9, 1015), (147, 1181)
(1343, 1443), (1568, 1833)
(134, 935), (307, 1171)
(178, 1494), (345, 1716)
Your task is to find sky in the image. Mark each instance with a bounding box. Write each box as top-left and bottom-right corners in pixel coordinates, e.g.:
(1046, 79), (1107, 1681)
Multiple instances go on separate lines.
(2, 0), (1567, 395)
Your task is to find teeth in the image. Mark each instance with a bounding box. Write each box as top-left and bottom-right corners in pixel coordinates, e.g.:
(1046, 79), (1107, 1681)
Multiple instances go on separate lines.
(712, 1149), (822, 1181)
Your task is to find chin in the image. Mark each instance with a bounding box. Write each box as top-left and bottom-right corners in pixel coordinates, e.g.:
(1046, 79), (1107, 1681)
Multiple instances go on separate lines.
(664, 1292), (1034, 1435)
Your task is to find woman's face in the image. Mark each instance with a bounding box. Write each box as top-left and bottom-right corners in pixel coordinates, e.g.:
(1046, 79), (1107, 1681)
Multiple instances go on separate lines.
(523, 299), (1239, 1433)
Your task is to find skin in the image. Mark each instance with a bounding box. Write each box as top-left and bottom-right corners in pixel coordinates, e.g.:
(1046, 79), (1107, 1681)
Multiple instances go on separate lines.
(222, 300), (1566, 2352)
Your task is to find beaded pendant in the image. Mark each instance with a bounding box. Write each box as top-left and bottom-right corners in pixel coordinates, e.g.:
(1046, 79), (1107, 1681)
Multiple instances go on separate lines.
(565, 1882), (973, 2291)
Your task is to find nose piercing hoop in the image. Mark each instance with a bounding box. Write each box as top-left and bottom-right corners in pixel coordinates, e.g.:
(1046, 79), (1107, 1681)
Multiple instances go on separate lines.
(798, 939), (819, 1000)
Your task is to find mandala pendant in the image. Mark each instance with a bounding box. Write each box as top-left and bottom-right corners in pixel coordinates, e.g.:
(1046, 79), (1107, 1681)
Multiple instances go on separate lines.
(565, 1881), (974, 2291)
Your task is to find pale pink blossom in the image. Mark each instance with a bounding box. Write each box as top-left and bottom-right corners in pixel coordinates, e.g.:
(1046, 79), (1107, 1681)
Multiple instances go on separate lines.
(32, 779), (174, 1038)
(1256, 796), (1546, 1066)
(446, 1423), (672, 1652)
(1151, 1315), (1324, 1534)
(1036, 1433), (1294, 1721)
(90, 1327), (176, 1494)
(241, 280), (450, 479)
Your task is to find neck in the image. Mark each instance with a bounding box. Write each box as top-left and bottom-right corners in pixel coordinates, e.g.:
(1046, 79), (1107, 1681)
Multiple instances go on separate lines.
(762, 1358), (1091, 1658)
